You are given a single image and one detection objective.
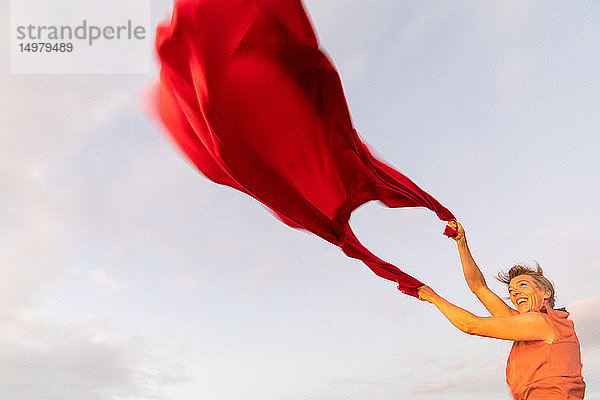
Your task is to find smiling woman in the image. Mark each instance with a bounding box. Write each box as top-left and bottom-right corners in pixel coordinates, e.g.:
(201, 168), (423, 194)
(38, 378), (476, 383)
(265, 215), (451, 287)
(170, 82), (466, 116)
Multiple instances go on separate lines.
(417, 221), (586, 400)
(498, 264), (555, 311)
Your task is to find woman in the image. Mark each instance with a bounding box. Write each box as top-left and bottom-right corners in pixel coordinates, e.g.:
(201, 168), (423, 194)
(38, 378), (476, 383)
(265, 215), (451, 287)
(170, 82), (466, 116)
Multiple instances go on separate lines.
(418, 221), (586, 399)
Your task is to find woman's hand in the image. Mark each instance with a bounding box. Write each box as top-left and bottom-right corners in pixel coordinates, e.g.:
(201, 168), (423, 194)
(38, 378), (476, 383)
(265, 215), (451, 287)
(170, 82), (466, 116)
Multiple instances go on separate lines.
(417, 285), (439, 304)
(416, 285), (556, 342)
(447, 220), (466, 243)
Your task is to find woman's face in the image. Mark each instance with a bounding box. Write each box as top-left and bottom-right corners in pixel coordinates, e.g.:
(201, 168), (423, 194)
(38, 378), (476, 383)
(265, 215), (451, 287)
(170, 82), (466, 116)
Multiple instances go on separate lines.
(508, 274), (550, 313)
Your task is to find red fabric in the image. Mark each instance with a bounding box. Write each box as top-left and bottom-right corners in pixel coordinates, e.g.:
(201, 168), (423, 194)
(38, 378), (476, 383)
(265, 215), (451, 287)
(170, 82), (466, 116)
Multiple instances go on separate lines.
(443, 225), (458, 238)
(152, 0), (455, 297)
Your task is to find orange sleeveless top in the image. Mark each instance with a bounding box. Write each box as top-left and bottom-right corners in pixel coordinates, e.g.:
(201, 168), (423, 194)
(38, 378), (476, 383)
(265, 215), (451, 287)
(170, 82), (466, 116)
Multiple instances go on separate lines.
(506, 305), (586, 399)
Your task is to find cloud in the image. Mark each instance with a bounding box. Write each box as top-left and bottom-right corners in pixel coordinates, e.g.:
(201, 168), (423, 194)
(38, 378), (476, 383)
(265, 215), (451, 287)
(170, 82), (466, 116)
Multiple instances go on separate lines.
(0, 316), (184, 400)
(330, 377), (393, 386)
(411, 371), (507, 397)
(411, 378), (452, 394)
(90, 269), (129, 291)
(410, 353), (507, 397)
(568, 297), (600, 349)
(0, 3), (183, 395)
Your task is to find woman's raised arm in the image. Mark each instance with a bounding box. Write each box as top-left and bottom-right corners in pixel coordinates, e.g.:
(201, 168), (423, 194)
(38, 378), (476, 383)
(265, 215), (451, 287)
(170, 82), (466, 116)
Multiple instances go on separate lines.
(417, 285), (555, 342)
(449, 221), (517, 316)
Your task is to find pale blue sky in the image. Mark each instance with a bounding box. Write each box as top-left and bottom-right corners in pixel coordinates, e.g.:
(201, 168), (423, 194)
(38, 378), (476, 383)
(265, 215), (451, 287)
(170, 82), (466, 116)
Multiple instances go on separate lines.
(1, 1), (599, 399)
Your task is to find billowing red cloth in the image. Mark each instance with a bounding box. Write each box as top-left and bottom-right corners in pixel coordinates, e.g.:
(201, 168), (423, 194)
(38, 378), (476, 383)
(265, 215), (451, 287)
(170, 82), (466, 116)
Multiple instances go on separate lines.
(152, 0), (455, 296)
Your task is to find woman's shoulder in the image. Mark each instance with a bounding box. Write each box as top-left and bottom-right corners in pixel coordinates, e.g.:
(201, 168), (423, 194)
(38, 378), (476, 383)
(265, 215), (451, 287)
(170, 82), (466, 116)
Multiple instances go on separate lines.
(540, 305), (568, 317)
(540, 305), (576, 342)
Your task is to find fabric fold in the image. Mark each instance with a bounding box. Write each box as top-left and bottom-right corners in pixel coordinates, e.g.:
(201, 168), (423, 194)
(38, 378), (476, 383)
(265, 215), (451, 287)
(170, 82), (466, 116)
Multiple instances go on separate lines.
(151, 0), (455, 297)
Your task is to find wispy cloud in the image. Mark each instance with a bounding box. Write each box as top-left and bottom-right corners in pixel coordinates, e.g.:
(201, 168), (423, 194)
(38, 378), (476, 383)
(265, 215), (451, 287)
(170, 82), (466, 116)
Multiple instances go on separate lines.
(569, 298), (600, 349)
(0, 314), (185, 400)
(90, 269), (128, 291)
(411, 378), (452, 394)
(410, 352), (507, 397)
(330, 377), (394, 386)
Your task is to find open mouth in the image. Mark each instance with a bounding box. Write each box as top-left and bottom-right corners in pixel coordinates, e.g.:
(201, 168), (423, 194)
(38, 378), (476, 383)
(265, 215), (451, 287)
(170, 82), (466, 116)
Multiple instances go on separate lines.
(516, 298), (528, 306)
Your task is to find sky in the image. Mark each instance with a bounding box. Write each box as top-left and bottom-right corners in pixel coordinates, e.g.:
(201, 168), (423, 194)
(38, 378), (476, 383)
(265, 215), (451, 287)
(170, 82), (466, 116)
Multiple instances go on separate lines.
(1, 0), (599, 399)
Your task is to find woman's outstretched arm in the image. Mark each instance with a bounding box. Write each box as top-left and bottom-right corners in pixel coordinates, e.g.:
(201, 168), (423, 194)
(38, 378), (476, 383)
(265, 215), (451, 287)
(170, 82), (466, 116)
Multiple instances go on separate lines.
(448, 221), (517, 316)
(417, 285), (555, 342)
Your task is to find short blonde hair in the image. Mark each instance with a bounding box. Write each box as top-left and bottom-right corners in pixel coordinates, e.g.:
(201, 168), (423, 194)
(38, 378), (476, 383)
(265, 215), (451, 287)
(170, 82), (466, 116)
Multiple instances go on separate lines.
(497, 263), (555, 308)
